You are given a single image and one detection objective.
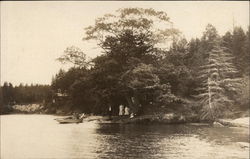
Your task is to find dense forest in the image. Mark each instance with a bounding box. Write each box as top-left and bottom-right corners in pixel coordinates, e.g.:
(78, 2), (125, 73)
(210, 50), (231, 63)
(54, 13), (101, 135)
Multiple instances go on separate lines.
(0, 83), (52, 113)
(1, 8), (249, 121)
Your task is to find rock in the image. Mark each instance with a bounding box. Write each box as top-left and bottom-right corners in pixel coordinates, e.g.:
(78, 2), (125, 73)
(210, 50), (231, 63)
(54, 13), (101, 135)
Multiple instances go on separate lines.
(231, 117), (249, 128)
(162, 113), (174, 120)
(188, 123), (210, 126)
(11, 104), (44, 113)
(237, 142), (249, 148)
(179, 115), (186, 122)
(213, 121), (224, 127)
(218, 117), (249, 128)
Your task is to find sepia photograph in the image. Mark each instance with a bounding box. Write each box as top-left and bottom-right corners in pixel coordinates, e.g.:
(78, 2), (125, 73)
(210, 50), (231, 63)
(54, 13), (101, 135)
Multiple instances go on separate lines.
(0, 1), (249, 159)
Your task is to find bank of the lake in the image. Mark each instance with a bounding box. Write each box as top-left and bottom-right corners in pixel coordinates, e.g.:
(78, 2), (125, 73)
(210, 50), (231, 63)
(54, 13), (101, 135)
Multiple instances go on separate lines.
(90, 115), (249, 128)
(4, 104), (249, 128)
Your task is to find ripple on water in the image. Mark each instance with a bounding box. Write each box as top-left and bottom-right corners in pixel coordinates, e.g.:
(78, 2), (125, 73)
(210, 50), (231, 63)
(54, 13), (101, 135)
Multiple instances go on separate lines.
(1, 115), (249, 159)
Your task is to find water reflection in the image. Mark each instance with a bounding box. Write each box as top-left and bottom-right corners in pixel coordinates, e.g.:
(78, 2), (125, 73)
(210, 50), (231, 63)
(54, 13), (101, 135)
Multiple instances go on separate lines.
(1, 115), (249, 159)
(95, 124), (249, 159)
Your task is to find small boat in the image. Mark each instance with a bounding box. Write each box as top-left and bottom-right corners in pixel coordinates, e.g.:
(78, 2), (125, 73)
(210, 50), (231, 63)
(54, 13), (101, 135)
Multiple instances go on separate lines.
(55, 114), (85, 124)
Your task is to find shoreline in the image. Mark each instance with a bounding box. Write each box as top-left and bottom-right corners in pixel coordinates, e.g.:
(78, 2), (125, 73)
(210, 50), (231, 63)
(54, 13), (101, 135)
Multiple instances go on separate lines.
(4, 113), (248, 128)
(2, 104), (249, 128)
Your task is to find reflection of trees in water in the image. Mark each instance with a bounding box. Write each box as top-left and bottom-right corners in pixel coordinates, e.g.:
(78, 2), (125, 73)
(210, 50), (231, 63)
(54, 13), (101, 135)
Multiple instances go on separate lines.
(95, 124), (198, 158)
(95, 124), (163, 159)
(53, 123), (249, 159)
(95, 124), (249, 159)
(196, 126), (249, 145)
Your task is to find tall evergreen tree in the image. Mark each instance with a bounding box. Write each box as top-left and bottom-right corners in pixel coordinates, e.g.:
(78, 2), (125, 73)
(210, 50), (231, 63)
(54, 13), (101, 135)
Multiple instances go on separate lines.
(195, 25), (242, 121)
(232, 27), (247, 74)
(196, 45), (242, 120)
(242, 26), (250, 74)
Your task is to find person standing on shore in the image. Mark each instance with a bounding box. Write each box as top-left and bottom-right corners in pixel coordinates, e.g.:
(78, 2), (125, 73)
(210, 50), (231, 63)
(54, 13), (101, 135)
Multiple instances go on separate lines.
(124, 106), (130, 116)
(72, 112), (79, 119)
(108, 105), (112, 120)
(119, 104), (124, 116)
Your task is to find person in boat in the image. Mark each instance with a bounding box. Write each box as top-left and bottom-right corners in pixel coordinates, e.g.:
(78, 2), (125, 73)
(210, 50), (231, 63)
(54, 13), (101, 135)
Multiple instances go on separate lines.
(72, 113), (86, 120)
(72, 112), (80, 119)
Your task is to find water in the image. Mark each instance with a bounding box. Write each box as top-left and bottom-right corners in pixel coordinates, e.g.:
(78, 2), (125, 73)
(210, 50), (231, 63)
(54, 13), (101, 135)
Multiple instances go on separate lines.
(1, 115), (249, 159)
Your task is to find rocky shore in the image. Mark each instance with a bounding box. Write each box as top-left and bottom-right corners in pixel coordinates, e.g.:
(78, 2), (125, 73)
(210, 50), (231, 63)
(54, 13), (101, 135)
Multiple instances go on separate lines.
(7, 104), (68, 115)
(11, 104), (45, 114)
(81, 114), (249, 129)
(107, 113), (197, 124)
(217, 117), (249, 128)
(5, 104), (249, 128)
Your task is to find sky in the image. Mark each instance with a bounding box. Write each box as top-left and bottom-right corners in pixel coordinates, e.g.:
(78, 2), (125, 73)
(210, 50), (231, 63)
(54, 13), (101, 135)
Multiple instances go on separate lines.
(1, 1), (249, 86)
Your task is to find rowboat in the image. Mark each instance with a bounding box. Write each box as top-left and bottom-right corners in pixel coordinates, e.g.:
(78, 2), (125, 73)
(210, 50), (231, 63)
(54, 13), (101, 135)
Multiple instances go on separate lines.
(55, 114), (85, 124)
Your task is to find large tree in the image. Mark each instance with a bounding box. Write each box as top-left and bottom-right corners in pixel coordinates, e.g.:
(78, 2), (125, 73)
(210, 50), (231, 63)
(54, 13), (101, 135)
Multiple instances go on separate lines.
(232, 27), (247, 74)
(195, 25), (243, 121)
(82, 8), (180, 114)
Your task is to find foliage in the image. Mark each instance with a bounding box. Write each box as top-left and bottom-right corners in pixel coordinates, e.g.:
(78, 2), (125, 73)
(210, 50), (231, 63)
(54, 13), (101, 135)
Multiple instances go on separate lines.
(51, 68), (87, 93)
(50, 8), (182, 115)
(84, 8), (179, 46)
(49, 9), (249, 118)
(1, 82), (52, 106)
(121, 63), (160, 90)
(222, 26), (249, 75)
(237, 75), (250, 109)
(194, 25), (243, 121)
(57, 46), (90, 68)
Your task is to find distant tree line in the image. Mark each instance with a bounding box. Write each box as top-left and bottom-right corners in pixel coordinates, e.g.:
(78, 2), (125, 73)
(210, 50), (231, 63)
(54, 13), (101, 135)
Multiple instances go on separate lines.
(51, 8), (249, 120)
(1, 82), (52, 106)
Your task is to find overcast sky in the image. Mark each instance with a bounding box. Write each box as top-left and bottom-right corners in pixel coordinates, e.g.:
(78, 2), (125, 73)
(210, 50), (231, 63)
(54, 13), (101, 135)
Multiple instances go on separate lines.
(1, 1), (249, 86)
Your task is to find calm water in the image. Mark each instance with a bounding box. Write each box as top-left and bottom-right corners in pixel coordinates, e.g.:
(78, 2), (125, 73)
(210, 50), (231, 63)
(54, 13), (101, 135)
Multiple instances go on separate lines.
(1, 115), (249, 159)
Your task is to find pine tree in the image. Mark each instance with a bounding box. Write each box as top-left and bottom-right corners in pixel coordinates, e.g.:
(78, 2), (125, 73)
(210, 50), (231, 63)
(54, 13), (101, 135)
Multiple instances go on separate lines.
(232, 27), (247, 74)
(195, 25), (242, 121)
(196, 43), (242, 121)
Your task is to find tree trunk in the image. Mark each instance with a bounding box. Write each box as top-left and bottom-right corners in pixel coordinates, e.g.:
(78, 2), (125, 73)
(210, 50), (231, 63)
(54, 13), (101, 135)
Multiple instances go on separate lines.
(208, 77), (214, 121)
(208, 52), (215, 121)
(125, 95), (133, 109)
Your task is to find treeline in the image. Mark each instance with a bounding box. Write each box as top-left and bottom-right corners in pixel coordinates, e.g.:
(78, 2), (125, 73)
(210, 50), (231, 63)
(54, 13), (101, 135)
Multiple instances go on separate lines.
(51, 8), (249, 120)
(1, 82), (52, 105)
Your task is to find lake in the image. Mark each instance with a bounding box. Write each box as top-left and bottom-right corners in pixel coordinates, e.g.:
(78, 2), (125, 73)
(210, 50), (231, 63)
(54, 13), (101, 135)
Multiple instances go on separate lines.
(1, 115), (249, 159)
